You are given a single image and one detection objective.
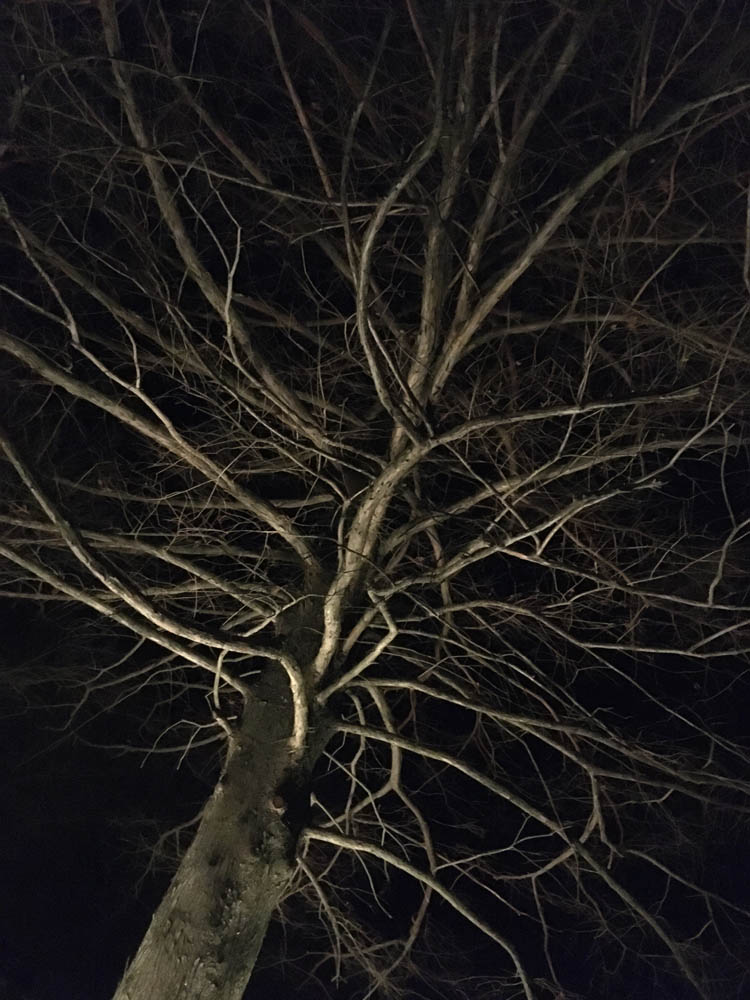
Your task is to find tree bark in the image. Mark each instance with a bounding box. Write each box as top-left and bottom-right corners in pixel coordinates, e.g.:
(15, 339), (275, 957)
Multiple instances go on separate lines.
(112, 663), (325, 1000)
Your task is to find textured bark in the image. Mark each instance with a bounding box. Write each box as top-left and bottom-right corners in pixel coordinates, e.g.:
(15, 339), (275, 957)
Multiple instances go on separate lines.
(112, 663), (324, 1000)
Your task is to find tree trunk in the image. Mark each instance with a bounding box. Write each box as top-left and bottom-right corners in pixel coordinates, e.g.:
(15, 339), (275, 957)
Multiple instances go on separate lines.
(112, 663), (325, 1000)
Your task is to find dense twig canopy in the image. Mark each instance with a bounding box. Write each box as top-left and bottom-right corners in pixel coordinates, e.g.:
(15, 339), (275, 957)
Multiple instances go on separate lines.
(2, 1), (750, 997)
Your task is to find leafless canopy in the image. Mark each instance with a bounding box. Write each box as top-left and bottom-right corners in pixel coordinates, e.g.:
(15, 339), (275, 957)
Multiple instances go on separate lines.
(2, 0), (750, 997)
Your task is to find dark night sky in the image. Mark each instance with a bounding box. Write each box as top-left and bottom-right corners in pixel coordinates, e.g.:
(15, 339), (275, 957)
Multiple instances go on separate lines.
(0, 630), (177, 1000)
(2, 2), (750, 998)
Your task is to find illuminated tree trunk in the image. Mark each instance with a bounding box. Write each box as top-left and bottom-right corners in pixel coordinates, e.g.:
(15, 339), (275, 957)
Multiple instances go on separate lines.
(113, 666), (323, 1000)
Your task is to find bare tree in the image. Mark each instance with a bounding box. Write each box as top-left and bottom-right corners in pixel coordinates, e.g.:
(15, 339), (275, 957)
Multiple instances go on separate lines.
(2, 1), (750, 997)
